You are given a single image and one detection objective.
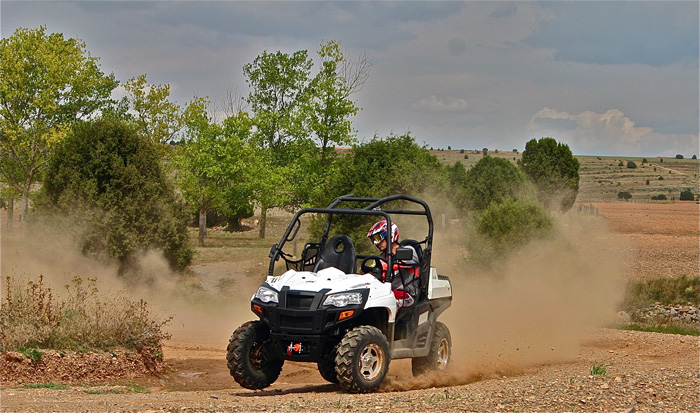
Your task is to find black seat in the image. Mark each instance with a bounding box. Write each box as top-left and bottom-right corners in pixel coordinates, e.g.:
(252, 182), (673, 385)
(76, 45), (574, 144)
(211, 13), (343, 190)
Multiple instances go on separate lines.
(313, 235), (356, 274)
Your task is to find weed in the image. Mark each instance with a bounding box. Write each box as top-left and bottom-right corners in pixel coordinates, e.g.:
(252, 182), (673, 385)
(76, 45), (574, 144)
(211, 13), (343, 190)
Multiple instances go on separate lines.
(426, 389), (463, 404)
(1, 274), (172, 354)
(23, 383), (70, 390)
(18, 347), (44, 363)
(622, 323), (699, 337)
(623, 275), (700, 310)
(590, 363), (610, 376)
(334, 396), (344, 409)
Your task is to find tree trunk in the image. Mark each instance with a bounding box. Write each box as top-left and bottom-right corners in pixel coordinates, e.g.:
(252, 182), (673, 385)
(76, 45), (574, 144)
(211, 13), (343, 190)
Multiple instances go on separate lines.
(258, 206), (267, 239)
(6, 198), (13, 232)
(21, 191), (29, 224)
(199, 206), (207, 246)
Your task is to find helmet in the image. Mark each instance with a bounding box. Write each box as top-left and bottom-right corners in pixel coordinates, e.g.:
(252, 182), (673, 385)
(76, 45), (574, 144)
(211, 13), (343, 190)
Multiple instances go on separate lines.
(367, 220), (399, 245)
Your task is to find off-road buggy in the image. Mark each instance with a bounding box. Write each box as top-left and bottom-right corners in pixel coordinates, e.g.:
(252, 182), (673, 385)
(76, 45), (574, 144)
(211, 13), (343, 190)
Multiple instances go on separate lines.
(226, 194), (452, 393)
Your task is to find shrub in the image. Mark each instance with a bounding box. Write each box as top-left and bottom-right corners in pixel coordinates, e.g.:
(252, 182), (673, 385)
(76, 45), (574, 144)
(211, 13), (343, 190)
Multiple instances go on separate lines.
(464, 154), (468, 159)
(646, 179), (650, 185)
(470, 198), (553, 264)
(482, 148), (488, 156)
(617, 191), (632, 201)
(618, 161), (624, 167)
(676, 154), (684, 159)
(659, 176), (664, 180)
(642, 158), (648, 163)
(0, 275), (172, 352)
(626, 160), (637, 169)
(651, 194), (667, 200)
(460, 149), (464, 154)
(462, 156), (532, 211)
(623, 275), (699, 311)
(693, 155), (697, 160)
(680, 190), (694, 201)
(34, 119), (193, 273)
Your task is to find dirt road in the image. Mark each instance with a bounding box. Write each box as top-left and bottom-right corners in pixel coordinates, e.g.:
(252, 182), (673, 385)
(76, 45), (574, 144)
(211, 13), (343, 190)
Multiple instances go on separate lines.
(1, 202), (698, 412)
(1, 329), (698, 412)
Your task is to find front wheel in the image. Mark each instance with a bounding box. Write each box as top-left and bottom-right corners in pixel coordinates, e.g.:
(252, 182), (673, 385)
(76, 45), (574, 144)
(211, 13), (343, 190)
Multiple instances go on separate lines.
(412, 322), (451, 376)
(226, 320), (284, 390)
(335, 325), (390, 393)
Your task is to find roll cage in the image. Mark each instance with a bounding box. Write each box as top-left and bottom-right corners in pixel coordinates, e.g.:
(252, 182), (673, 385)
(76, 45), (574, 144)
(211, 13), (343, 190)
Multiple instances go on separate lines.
(268, 194), (434, 297)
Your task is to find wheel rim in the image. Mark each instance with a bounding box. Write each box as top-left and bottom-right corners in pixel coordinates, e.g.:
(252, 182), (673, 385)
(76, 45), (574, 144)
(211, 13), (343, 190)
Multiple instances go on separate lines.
(436, 337), (449, 369)
(358, 343), (384, 381)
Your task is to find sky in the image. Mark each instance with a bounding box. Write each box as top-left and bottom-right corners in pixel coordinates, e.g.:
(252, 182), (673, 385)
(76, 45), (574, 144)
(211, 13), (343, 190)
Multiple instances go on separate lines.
(2, 1), (698, 157)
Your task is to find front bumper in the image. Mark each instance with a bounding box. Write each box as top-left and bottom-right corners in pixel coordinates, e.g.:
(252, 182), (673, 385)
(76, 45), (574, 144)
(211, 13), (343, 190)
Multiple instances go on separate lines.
(252, 286), (369, 361)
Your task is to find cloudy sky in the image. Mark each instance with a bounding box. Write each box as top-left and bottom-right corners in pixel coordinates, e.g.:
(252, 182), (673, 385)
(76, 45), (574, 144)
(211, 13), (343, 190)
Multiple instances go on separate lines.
(2, 1), (698, 157)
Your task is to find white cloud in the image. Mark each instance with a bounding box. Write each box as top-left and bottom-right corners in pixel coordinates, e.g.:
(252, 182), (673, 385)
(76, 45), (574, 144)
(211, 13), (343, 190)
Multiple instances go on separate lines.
(414, 95), (469, 113)
(529, 107), (697, 156)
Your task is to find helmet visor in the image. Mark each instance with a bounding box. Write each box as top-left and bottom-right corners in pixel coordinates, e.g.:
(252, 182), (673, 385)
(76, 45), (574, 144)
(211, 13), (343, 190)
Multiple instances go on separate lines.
(371, 231), (387, 245)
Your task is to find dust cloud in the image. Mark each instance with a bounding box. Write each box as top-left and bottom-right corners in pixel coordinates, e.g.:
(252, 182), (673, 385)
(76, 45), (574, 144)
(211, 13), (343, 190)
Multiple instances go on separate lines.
(383, 208), (630, 391)
(0, 222), (255, 348)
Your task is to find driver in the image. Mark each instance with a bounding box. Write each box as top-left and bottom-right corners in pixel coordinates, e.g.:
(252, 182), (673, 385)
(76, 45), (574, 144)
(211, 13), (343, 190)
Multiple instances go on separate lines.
(366, 220), (420, 308)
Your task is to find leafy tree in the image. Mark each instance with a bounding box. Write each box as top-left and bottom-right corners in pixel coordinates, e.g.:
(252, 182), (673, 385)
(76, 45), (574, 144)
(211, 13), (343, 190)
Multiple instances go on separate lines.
(651, 194), (667, 200)
(463, 156), (531, 211)
(175, 98), (256, 245)
(34, 119), (192, 273)
(315, 133), (446, 243)
(618, 161), (625, 167)
(123, 74), (182, 147)
(518, 137), (580, 213)
(304, 40), (369, 167)
(642, 158), (648, 163)
(617, 191), (632, 201)
(693, 155), (697, 160)
(627, 160), (637, 169)
(244, 49), (313, 238)
(676, 154), (684, 159)
(0, 26), (117, 221)
(680, 190), (694, 201)
(482, 148), (488, 156)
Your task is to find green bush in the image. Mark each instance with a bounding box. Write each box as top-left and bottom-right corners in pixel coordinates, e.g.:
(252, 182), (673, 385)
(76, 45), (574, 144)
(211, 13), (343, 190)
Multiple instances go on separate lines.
(34, 119), (193, 273)
(680, 190), (695, 201)
(626, 160), (637, 169)
(617, 191), (632, 200)
(642, 158), (648, 163)
(462, 156), (532, 211)
(659, 176), (664, 180)
(618, 161), (624, 167)
(676, 154), (684, 159)
(651, 194), (667, 200)
(470, 198), (553, 264)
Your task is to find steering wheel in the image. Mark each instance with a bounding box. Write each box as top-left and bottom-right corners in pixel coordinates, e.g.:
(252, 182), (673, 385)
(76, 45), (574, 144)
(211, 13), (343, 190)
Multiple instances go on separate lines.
(360, 256), (387, 282)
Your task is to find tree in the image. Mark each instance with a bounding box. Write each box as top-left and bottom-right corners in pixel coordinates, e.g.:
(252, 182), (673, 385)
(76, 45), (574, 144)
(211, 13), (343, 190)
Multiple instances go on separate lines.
(175, 98), (256, 245)
(304, 40), (369, 167)
(482, 148), (488, 157)
(463, 156), (531, 211)
(680, 190), (694, 201)
(617, 191), (632, 201)
(0, 26), (118, 221)
(675, 154), (684, 159)
(518, 137), (580, 213)
(244, 49), (313, 238)
(34, 119), (192, 273)
(123, 74), (183, 147)
(693, 155), (697, 160)
(627, 160), (637, 169)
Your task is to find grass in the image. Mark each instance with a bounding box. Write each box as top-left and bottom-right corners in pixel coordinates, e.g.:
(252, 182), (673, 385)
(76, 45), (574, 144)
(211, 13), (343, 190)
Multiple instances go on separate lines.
(81, 383), (149, 395)
(621, 323), (699, 337)
(23, 383), (70, 390)
(0, 274), (172, 354)
(623, 275), (699, 310)
(590, 363), (610, 376)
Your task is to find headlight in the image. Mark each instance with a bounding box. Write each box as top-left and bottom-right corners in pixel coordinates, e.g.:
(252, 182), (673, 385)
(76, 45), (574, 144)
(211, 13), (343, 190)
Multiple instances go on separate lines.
(323, 292), (363, 307)
(255, 286), (278, 303)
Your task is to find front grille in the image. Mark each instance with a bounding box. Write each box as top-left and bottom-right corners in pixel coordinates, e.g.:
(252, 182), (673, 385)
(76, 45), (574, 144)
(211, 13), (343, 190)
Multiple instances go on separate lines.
(287, 294), (314, 309)
(279, 315), (314, 329)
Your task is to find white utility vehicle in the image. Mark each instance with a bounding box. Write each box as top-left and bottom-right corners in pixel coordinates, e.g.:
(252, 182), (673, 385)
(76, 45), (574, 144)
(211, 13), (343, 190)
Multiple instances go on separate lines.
(227, 195), (452, 393)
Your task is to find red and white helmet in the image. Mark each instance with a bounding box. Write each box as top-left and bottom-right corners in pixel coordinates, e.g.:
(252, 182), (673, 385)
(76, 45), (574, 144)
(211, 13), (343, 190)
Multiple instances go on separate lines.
(367, 220), (399, 245)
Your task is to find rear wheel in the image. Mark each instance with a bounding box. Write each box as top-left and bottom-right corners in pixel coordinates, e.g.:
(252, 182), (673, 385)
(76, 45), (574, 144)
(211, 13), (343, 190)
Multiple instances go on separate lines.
(226, 321), (284, 390)
(412, 322), (451, 376)
(335, 326), (390, 393)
